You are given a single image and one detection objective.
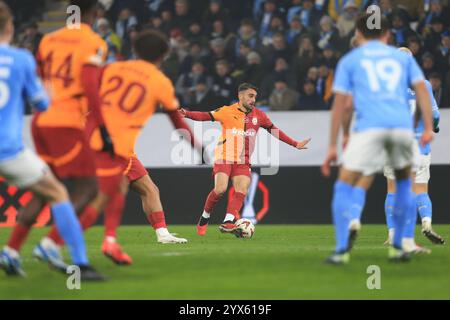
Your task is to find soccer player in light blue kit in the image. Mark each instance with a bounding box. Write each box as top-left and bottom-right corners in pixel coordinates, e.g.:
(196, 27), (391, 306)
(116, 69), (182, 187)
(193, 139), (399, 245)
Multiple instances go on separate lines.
(321, 13), (435, 264)
(383, 48), (444, 248)
(0, 1), (104, 280)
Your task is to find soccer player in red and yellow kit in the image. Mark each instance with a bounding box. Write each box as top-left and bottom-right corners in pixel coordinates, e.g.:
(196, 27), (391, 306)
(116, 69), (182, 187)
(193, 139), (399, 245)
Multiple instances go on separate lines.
(6, 0), (115, 270)
(41, 30), (200, 265)
(179, 83), (311, 236)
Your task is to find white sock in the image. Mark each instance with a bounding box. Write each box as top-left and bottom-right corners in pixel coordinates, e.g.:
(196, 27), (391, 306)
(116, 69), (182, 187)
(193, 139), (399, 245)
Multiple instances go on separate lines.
(349, 219), (361, 231)
(223, 213), (235, 222)
(156, 228), (170, 238)
(41, 237), (59, 249)
(4, 246), (19, 259)
(202, 211), (211, 219)
(105, 236), (116, 243)
(402, 237), (416, 251)
(422, 217), (432, 230)
(388, 229), (394, 244)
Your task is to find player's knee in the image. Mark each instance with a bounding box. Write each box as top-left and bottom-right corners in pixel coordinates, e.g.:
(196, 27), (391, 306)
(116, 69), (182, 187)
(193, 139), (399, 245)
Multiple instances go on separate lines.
(49, 180), (70, 203)
(214, 185), (227, 197)
(85, 179), (99, 202)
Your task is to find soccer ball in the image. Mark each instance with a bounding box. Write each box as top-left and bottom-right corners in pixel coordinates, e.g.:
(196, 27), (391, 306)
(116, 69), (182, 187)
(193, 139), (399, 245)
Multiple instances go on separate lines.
(235, 218), (255, 238)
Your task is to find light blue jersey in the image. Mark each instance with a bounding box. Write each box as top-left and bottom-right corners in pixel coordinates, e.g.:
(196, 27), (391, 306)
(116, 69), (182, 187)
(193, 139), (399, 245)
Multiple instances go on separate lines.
(0, 44), (49, 161)
(333, 40), (425, 132)
(408, 80), (440, 155)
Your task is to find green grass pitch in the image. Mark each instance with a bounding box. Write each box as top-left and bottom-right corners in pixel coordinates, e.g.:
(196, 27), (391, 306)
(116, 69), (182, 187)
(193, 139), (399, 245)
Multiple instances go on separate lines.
(1, 225), (449, 299)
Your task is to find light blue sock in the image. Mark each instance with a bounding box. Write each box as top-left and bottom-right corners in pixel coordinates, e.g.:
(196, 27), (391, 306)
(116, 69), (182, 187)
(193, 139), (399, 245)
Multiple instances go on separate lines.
(332, 181), (353, 253)
(403, 191), (417, 238)
(51, 201), (89, 266)
(384, 193), (395, 230)
(392, 178), (413, 249)
(349, 187), (366, 221)
(416, 193), (432, 220)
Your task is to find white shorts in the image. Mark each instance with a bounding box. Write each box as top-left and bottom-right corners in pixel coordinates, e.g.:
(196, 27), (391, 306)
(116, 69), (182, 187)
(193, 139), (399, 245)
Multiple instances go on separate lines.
(0, 149), (48, 188)
(384, 152), (431, 184)
(343, 129), (415, 176)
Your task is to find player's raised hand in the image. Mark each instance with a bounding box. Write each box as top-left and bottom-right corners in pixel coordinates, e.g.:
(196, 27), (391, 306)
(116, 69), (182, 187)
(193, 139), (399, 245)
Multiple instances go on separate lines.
(296, 138), (311, 150)
(321, 146), (337, 177)
(420, 129), (434, 146)
(100, 125), (115, 158)
(178, 107), (187, 118)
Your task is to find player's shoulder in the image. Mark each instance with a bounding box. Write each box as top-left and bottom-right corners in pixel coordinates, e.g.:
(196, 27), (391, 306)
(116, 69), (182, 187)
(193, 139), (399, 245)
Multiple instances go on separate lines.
(2, 46), (34, 66)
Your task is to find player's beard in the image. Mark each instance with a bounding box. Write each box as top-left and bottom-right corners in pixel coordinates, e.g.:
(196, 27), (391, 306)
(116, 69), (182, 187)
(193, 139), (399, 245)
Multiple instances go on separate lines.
(243, 102), (254, 111)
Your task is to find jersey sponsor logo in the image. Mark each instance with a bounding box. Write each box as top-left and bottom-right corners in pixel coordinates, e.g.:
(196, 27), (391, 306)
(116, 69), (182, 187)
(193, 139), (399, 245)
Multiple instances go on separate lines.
(231, 127), (256, 137)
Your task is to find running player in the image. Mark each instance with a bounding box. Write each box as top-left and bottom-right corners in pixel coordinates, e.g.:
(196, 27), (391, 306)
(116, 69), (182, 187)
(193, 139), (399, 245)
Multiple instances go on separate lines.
(321, 13), (434, 264)
(5, 0), (114, 269)
(179, 83), (311, 236)
(0, 1), (104, 280)
(38, 29), (196, 266)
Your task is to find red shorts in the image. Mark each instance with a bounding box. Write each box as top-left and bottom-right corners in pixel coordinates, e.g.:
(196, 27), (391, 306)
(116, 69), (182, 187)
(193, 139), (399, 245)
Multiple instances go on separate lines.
(95, 153), (148, 196)
(213, 162), (251, 178)
(32, 116), (96, 178)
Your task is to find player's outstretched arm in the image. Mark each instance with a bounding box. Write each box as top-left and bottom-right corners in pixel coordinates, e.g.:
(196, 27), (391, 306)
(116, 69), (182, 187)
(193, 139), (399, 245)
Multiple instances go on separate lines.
(179, 108), (214, 121)
(413, 81), (434, 146)
(321, 92), (347, 177)
(167, 110), (210, 163)
(266, 124), (311, 150)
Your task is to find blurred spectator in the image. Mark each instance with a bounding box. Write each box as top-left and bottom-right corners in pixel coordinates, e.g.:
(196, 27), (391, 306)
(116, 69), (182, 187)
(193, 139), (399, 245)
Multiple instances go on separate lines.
(295, 0), (322, 29)
(421, 52), (441, 79)
(429, 72), (443, 107)
(191, 76), (221, 111)
(286, 0), (303, 24)
(316, 64), (334, 105)
(169, 29), (190, 63)
(407, 37), (425, 64)
(176, 61), (213, 105)
(203, 0), (230, 32)
(261, 15), (286, 46)
(442, 69), (450, 108)
(257, 0), (280, 39)
(96, 18), (122, 63)
(121, 24), (140, 60)
(292, 35), (319, 86)
(316, 15), (341, 51)
(296, 80), (327, 110)
(418, 0), (450, 35)
(433, 29), (450, 74)
(425, 17), (446, 52)
(320, 45), (339, 69)
(286, 17), (309, 48)
(17, 21), (42, 55)
(209, 37), (233, 67)
(186, 21), (209, 47)
(390, 11), (417, 47)
(306, 66), (319, 84)
(210, 19), (230, 40)
(261, 57), (297, 100)
(235, 41), (253, 73)
(212, 60), (237, 105)
(336, 1), (359, 38)
(327, 0), (364, 22)
(172, 0), (196, 32)
(268, 76), (300, 111)
(265, 32), (292, 69)
(180, 41), (210, 75)
(116, 8), (138, 40)
(161, 48), (181, 83)
(233, 18), (263, 56)
(242, 51), (266, 88)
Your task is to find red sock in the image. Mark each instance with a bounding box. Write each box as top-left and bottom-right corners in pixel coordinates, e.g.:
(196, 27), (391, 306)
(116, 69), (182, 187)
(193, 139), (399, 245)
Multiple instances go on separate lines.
(47, 206), (98, 246)
(204, 190), (222, 214)
(147, 211), (167, 230)
(226, 192), (246, 219)
(7, 223), (31, 252)
(104, 192), (125, 238)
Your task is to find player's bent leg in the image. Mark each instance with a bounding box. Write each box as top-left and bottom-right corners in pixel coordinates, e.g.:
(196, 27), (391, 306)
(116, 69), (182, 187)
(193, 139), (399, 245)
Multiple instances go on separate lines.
(220, 174), (250, 236)
(198, 172), (229, 236)
(29, 172), (106, 280)
(131, 174), (187, 244)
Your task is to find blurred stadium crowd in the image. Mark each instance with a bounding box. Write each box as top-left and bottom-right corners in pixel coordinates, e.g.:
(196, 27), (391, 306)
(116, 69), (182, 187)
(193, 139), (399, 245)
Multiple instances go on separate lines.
(10, 0), (450, 111)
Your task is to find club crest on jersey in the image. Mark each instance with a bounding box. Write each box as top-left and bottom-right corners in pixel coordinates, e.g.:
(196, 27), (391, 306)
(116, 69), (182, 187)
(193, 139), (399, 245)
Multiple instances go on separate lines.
(252, 117), (258, 125)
